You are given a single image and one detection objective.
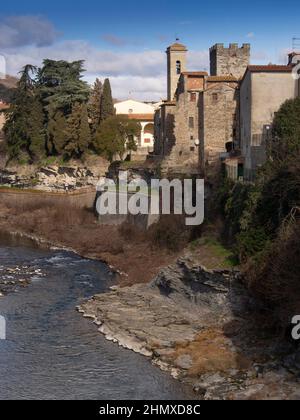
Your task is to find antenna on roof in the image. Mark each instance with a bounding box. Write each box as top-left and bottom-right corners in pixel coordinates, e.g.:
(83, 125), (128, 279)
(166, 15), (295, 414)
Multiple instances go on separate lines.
(292, 37), (300, 50)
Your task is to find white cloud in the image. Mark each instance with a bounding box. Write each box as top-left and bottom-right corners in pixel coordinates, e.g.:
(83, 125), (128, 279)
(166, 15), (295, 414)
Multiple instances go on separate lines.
(246, 32), (255, 39)
(0, 15), (60, 48)
(3, 41), (166, 79)
(0, 16), (209, 100)
(251, 50), (269, 62)
(86, 75), (167, 101)
(2, 42), (209, 100)
(188, 50), (209, 72)
(278, 48), (291, 64)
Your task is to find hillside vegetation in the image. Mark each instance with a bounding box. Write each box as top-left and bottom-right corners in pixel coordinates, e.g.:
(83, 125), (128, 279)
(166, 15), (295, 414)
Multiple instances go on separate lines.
(2, 62), (140, 165)
(219, 97), (300, 332)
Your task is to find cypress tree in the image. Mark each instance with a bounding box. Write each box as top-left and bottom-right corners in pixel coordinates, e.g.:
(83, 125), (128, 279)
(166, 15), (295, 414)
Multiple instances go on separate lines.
(64, 103), (91, 159)
(100, 78), (115, 123)
(89, 78), (102, 134)
(47, 110), (69, 155)
(64, 103), (81, 159)
(28, 95), (46, 161)
(79, 103), (91, 154)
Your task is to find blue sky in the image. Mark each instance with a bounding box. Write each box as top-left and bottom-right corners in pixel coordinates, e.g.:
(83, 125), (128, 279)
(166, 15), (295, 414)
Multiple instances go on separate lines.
(0, 0), (299, 99)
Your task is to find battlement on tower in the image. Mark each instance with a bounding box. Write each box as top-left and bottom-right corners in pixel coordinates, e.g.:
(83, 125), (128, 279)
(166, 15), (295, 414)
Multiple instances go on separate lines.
(210, 43), (250, 79)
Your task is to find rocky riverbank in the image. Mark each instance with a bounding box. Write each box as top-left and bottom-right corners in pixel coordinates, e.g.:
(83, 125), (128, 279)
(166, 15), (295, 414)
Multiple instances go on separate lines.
(0, 262), (46, 296)
(79, 257), (300, 400)
(0, 197), (181, 286)
(0, 156), (109, 191)
(0, 188), (299, 399)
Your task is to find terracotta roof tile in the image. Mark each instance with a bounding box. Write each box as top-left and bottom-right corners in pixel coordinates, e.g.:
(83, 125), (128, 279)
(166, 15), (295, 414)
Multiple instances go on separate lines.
(182, 71), (208, 77)
(167, 42), (188, 51)
(161, 100), (176, 106)
(207, 76), (239, 82)
(247, 65), (292, 72)
(127, 114), (154, 120)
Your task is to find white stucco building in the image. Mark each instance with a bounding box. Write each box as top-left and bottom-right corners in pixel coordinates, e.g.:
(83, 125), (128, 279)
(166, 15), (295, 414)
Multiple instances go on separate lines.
(114, 100), (160, 158)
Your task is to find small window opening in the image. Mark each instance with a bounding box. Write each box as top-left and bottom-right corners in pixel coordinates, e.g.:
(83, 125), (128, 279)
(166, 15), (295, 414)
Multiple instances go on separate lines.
(190, 92), (197, 102)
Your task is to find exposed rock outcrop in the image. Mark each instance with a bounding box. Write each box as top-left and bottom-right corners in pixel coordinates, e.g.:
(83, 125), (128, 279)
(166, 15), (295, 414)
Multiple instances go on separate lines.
(79, 258), (300, 400)
(0, 264), (45, 295)
(0, 162), (108, 191)
(35, 166), (98, 191)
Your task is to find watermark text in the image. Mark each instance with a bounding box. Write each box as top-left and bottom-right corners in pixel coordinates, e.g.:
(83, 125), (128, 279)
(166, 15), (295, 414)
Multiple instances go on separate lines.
(291, 315), (300, 340)
(0, 315), (6, 340)
(96, 172), (204, 226)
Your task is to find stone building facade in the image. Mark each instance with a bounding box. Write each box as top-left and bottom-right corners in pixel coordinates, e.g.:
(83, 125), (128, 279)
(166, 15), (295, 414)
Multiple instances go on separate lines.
(210, 43), (250, 79)
(154, 40), (300, 181)
(239, 65), (298, 180)
(155, 72), (207, 174)
(154, 42), (248, 175)
(154, 101), (176, 156)
(199, 76), (240, 171)
(167, 72), (207, 174)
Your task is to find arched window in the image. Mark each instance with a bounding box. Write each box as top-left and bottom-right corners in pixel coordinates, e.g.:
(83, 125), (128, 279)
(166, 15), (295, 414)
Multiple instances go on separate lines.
(176, 61), (181, 75)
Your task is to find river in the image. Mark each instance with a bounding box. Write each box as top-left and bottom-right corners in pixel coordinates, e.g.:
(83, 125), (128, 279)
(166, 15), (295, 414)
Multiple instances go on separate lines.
(0, 236), (192, 400)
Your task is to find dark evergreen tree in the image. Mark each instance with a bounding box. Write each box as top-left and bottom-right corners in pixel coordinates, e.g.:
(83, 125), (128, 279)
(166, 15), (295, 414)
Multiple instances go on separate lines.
(37, 60), (90, 116)
(100, 78), (115, 123)
(94, 115), (140, 162)
(64, 103), (91, 159)
(4, 102), (29, 160)
(271, 97), (300, 162)
(47, 110), (69, 155)
(4, 60), (102, 162)
(28, 95), (46, 161)
(4, 65), (46, 162)
(79, 103), (91, 152)
(88, 78), (102, 134)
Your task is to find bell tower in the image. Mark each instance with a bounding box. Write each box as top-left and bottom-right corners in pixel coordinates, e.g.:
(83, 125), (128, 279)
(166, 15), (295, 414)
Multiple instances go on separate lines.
(166, 40), (187, 101)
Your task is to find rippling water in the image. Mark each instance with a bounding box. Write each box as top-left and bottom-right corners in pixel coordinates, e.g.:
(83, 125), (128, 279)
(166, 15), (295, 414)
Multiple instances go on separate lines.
(0, 237), (192, 400)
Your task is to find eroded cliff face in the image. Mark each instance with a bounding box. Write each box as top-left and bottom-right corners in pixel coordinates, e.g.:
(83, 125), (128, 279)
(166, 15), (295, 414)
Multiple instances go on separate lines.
(0, 158), (109, 191)
(79, 258), (300, 400)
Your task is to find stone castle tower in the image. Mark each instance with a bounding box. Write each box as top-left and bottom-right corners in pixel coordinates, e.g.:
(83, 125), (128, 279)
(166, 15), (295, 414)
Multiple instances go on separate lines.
(210, 43), (250, 79)
(166, 41), (188, 100)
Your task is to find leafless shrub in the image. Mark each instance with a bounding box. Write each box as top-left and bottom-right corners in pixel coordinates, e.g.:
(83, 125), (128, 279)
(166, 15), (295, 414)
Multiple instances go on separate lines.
(118, 222), (146, 241)
(1, 193), (94, 228)
(147, 215), (192, 252)
(244, 210), (300, 331)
